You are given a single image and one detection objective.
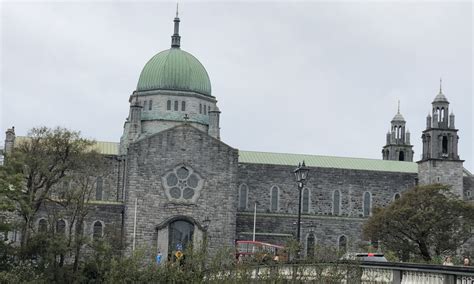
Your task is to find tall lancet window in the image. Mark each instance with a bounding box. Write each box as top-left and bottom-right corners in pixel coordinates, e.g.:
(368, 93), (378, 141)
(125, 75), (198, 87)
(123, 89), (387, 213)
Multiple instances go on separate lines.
(363, 192), (371, 217)
(270, 186), (279, 212)
(238, 184), (248, 210)
(302, 188), (310, 214)
(333, 190), (341, 215)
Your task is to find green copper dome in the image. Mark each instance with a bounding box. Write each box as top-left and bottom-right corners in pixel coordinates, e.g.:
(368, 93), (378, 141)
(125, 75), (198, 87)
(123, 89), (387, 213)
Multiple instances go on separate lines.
(137, 48), (212, 96)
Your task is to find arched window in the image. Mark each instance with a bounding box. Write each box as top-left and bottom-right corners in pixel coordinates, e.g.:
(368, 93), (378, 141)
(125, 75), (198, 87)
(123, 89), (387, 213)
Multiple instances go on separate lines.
(302, 188), (310, 214)
(270, 186), (279, 212)
(92, 221), (103, 240)
(168, 220), (194, 253)
(363, 192), (371, 217)
(399, 151), (405, 161)
(442, 136), (448, 154)
(306, 233), (316, 257)
(338, 235), (347, 252)
(208, 106), (211, 114)
(394, 193), (401, 201)
(56, 220), (66, 235)
(167, 100), (171, 110)
(143, 100), (147, 111)
(441, 108), (445, 121)
(174, 101), (178, 111)
(181, 101), (186, 111)
(38, 219), (47, 233)
(149, 100), (153, 110)
(96, 177), (103, 201)
(333, 190), (341, 215)
(203, 105), (207, 115)
(199, 104), (202, 114)
(238, 184), (248, 210)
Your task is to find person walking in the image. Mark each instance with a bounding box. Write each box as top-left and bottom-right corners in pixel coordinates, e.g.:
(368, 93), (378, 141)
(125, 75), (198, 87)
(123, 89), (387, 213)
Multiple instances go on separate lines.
(156, 251), (163, 265)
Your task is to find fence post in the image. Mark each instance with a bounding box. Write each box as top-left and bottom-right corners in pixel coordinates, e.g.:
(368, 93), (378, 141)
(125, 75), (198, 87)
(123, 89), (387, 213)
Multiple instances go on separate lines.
(443, 273), (455, 284)
(392, 269), (402, 284)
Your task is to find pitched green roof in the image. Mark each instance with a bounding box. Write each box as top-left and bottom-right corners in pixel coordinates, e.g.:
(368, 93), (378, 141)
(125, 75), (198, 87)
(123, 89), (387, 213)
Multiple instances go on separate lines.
(137, 48), (212, 96)
(238, 150), (418, 173)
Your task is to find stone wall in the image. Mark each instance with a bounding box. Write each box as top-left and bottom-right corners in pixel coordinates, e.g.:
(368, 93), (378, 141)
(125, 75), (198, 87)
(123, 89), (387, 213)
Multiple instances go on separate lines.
(123, 124), (239, 258)
(236, 163), (417, 250)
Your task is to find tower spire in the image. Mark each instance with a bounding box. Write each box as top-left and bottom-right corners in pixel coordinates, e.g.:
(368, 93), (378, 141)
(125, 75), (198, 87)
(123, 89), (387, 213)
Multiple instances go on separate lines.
(439, 77), (442, 94)
(397, 100), (400, 114)
(171, 4), (181, 48)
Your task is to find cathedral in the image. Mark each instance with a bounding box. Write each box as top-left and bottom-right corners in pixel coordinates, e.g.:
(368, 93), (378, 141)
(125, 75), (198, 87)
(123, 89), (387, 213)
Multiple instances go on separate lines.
(3, 13), (473, 258)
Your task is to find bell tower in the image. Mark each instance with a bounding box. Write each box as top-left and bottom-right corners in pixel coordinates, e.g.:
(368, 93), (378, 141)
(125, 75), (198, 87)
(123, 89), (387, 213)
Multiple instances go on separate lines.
(382, 101), (414, 161)
(417, 80), (463, 196)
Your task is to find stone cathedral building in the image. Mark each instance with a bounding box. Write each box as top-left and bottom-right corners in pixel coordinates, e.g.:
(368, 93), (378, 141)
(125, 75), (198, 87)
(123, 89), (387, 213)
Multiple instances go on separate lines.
(3, 13), (473, 258)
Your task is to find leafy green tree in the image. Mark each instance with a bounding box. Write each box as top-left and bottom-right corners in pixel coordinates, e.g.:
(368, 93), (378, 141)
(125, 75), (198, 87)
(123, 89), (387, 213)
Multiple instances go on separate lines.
(363, 184), (474, 262)
(0, 127), (94, 248)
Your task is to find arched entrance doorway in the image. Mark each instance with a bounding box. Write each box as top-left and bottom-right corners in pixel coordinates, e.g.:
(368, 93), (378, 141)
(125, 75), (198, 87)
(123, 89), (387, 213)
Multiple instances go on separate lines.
(168, 220), (194, 254)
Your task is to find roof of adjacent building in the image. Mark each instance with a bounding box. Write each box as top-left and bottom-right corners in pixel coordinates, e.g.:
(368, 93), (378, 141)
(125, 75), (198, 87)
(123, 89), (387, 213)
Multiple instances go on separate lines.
(136, 48), (212, 96)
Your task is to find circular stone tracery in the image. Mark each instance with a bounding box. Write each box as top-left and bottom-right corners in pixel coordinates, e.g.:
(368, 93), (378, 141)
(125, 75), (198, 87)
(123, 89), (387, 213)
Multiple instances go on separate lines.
(162, 165), (204, 203)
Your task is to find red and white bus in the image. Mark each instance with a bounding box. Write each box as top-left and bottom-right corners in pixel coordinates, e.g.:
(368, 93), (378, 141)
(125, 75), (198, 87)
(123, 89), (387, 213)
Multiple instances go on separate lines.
(235, 240), (287, 262)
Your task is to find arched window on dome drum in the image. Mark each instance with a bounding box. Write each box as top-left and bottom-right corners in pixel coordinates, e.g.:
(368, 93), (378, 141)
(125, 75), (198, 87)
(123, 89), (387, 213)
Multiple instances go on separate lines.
(167, 100), (171, 110)
(306, 233), (315, 257)
(203, 105), (207, 115)
(333, 190), (341, 215)
(149, 100), (153, 110)
(182, 101), (186, 111)
(199, 104), (202, 114)
(338, 235), (347, 252)
(38, 219), (47, 233)
(93, 221), (103, 240)
(363, 192), (371, 217)
(56, 220), (66, 235)
(143, 100), (147, 111)
(208, 106), (210, 115)
(238, 184), (248, 210)
(270, 186), (279, 212)
(302, 188), (309, 214)
(174, 101), (178, 111)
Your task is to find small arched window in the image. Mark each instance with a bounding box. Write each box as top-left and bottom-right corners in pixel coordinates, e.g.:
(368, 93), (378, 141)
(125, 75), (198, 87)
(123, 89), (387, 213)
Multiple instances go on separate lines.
(38, 219), (48, 233)
(339, 235), (347, 252)
(333, 190), (341, 215)
(363, 192), (371, 217)
(199, 104), (202, 114)
(148, 100), (153, 110)
(302, 188), (310, 214)
(238, 184), (248, 210)
(394, 193), (401, 201)
(203, 105), (207, 115)
(441, 108), (445, 121)
(208, 106), (211, 114)
(56, 220), (66, 235)
(442, 136), (448, 154)
(307, 233), (316, 257)
(96, 177), (103, 201)
(167, 100), (171, 110)
(399, 151), (405, 161)
(93, 221), (103, 240)
(181, 101), (186, 111)
(174, 101), (179, 111)
(270, 186), (279, 212)
(143, 100), (147, 111)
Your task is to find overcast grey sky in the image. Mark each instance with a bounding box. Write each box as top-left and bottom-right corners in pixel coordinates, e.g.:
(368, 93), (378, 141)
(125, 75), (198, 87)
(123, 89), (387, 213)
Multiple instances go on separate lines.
(1, 1), (472, 171)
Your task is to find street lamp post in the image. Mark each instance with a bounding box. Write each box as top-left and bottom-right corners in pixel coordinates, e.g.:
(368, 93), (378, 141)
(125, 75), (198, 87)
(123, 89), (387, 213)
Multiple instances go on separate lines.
(293, 161), (310, 246)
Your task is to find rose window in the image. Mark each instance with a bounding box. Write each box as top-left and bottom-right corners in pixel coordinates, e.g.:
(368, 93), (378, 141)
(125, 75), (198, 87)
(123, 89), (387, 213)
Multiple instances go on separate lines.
(161, 165), (204, 203)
